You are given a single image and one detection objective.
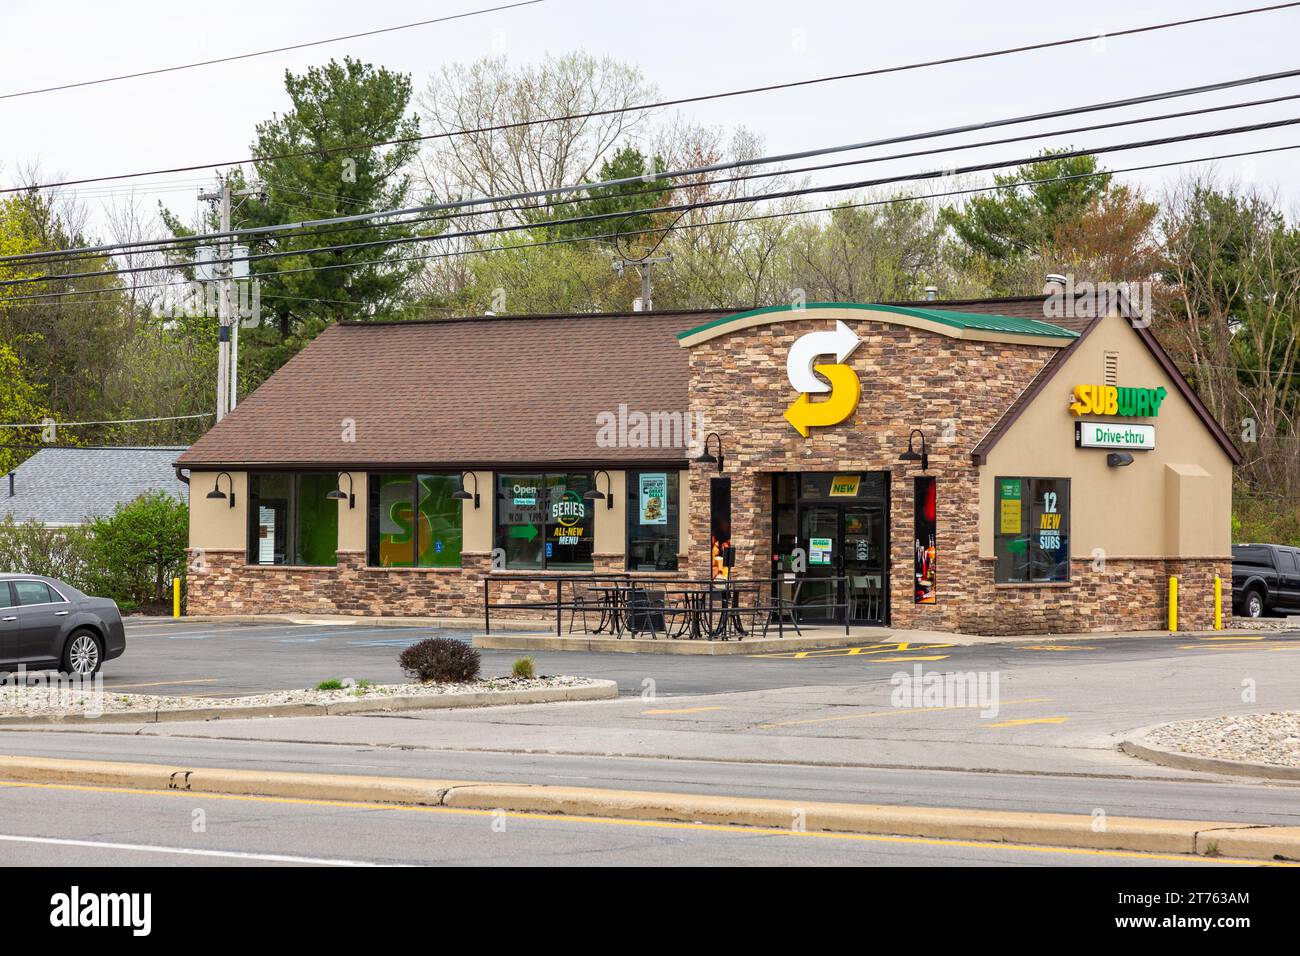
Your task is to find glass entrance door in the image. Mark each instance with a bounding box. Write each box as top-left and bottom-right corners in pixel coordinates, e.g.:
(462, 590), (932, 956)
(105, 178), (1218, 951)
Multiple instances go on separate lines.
(843, 505), (886, 624)
(794, 503), (888, 624)
(798, 505), (840, 620)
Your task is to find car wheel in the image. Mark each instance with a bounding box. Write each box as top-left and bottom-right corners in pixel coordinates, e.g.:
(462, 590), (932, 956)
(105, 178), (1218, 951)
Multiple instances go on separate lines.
(61, 629), (103, 677)
(1244, 590), (1264, 619)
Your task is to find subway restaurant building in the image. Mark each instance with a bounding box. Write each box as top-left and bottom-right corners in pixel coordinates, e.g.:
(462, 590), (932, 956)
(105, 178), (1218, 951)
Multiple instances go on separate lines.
(179, 293), (1240, 635)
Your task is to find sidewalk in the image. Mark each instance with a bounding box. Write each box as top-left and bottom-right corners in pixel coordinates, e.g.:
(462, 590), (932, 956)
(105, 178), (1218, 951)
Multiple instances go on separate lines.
(140, 612), (1282, 648)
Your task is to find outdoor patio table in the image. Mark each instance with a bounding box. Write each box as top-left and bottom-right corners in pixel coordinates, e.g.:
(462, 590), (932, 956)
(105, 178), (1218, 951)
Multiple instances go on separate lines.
(587, 584), (636, 635)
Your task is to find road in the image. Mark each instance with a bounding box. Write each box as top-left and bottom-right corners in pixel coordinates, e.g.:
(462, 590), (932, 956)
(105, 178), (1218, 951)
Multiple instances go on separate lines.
(3, 619), (1299, 866)
(0, 780), (1254, 867)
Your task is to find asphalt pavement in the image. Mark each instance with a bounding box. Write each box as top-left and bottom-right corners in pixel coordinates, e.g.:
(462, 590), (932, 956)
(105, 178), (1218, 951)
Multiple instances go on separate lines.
(5, 619), (1300, 866)
(0, 780), (1249, 867)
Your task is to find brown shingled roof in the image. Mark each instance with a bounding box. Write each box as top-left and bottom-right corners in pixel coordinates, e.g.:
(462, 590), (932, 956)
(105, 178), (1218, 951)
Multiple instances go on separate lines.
(178, 311), (706, 469)
(175, 295), (1127, 471)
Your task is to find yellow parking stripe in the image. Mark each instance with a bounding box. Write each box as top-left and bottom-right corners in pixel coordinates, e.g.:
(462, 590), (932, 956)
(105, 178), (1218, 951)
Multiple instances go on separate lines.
(986, 716), (1069, 728)
(641, 706), (729, 715)
(751, 642), (954, 660)
(757, 697), (1051, 729)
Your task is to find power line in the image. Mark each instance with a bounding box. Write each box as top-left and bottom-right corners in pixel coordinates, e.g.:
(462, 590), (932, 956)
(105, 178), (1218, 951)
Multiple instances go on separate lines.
(5, 139), (1295, 307)
(5, 2), (1297, 196)
(0, 413), (213, 428)
(0, 1), (547, 101)
(8, 64), (1300, 270)
(5, 115), (1298, 289)
(17, 87), (1300, 274)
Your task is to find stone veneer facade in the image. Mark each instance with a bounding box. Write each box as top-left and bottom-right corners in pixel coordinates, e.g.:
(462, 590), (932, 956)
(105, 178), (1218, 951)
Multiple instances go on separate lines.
(684, 316), (1228, 635)
(187, 550), (691, 623)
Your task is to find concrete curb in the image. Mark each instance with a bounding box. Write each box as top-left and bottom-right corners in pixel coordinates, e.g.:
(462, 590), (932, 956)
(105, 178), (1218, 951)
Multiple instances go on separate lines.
(127, 614), (548, 631)
(0, 754), (1295, 862)
(1121, 726), (1300, 783)
(0, 680), (618, 727)
(473, 632), (881, 655)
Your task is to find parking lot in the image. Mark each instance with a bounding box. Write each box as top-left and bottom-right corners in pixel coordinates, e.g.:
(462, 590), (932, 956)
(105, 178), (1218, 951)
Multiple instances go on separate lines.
(92, 617), (1300, 701)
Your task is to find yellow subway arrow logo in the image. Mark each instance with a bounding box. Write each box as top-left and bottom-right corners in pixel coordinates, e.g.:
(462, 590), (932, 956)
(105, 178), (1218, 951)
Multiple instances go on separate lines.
(784, 363), (861, 437)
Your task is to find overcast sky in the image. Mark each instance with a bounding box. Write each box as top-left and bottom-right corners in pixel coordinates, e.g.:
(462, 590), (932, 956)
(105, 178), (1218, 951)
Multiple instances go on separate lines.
(3, 0), (1299, 238)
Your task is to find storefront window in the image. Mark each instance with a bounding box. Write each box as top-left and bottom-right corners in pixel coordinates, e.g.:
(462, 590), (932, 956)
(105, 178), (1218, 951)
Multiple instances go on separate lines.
(994, 477), (1070, 583)
(368, 473), (464, 568)
(247, 472), (339, 566)
(626, 471), (680, 571)
(495, 472), (593, 570)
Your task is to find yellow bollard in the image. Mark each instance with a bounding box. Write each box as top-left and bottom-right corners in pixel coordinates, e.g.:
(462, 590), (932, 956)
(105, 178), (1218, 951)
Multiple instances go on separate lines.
(173, 577), (181, 619)
(1167, 576), (1178, 632)
(1214, 575), (1223, 630)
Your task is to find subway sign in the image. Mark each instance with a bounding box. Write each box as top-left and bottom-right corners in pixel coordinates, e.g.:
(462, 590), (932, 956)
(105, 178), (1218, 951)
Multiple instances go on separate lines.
(1075, 420), (1156, 451)
(1069, 384), (1168, 418)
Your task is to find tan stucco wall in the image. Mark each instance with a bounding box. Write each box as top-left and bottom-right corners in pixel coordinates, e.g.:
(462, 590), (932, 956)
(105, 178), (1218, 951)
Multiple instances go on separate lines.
(462, 470), (493, 552)
(188, 470), (248, 553)
(336, 471), (367, 552)
(981, 311), (1234, 559)
(593, 470), (626, 556)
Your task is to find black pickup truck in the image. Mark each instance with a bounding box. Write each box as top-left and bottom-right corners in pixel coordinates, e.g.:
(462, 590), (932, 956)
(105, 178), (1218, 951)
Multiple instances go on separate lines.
(1232, 543), (1300, 617)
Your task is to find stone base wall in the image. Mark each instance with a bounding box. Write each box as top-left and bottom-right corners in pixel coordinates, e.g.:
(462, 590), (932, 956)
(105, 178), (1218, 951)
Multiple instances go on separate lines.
(954, 557), (1230, 635)
(186, 549), (691, 623)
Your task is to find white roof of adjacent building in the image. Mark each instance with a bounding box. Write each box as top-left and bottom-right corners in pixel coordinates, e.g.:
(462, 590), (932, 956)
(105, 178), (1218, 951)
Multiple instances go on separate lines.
(1, 447), (188, 527)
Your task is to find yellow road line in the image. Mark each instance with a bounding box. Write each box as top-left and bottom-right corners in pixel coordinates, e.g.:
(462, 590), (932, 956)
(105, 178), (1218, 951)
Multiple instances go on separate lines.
(757, 697), (1051, 729)
(1021, 645), (1099, 652)
(0, 779), (1289, 867)
(1178, 642), (1296, 651)
(986, 716), (1069, 729)
(641, 706), (729, 715)
(103, 678), (219, 690)
(751, 642), (955, 660)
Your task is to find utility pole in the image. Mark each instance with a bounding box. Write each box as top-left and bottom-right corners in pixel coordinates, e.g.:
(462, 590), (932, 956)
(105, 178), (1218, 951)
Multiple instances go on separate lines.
(199, 177), (262, 421)
(613, 253), (672, 311)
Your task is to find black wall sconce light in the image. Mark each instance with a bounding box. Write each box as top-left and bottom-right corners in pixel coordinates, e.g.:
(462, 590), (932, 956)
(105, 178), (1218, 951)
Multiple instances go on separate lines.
(452, 471), (481, 509)
(205, 472), (236, 509)
(584, 470), (615, 509)
(898, 429), (929, 471)
(696, 432), (725, 473)
(1107, 452), (1135, 468)
(326, 472), (357, 509)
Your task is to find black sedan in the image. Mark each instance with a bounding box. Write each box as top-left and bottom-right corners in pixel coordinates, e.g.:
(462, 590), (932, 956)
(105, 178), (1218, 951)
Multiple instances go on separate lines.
(0, 574), (126, 677)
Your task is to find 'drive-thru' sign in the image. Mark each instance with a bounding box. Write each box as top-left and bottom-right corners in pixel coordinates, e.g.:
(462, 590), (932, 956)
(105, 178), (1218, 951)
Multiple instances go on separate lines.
(1075, 421), (1156, 450)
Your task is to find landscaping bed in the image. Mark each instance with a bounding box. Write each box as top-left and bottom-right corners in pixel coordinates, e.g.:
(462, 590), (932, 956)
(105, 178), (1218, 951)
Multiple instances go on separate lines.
(0, 675), (599, 721)
(1143, 711), (1300, 769)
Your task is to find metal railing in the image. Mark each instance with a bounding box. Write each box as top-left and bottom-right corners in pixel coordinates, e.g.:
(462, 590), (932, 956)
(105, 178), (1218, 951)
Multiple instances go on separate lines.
(482, 572), (872, 640)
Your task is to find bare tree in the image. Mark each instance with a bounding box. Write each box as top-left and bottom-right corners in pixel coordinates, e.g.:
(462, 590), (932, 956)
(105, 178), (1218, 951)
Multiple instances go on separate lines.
(418, 52), (657, 226)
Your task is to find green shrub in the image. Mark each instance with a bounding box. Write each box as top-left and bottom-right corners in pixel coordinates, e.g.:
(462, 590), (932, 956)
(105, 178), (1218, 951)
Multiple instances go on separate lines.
(0, 516), (93, 587)
(398, 638), (481, 683)
(511, 656), (536, 679)
(315, 679), (344, 690)
(84, 491), (189, 608)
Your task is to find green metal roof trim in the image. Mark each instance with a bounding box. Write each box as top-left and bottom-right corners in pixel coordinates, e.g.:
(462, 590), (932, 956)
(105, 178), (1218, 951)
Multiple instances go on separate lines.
(675, 302), (1080, 342)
